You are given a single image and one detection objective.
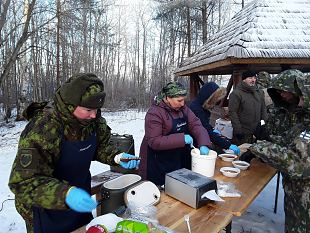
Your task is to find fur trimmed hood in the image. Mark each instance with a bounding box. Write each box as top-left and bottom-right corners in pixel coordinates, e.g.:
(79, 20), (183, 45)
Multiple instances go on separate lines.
(196, 82), (226, 110)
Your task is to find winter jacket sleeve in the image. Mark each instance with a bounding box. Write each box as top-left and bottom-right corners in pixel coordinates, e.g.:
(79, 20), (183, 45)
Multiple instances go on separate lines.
(145, 109), (185, 150)
(190, 101), (231, 149)
(250, 127), (310, 178)
(8, 113), (70, 211)
(260, 90), (268, 121)
(185, 106), (212, 147)
(228, 91), (243, 135)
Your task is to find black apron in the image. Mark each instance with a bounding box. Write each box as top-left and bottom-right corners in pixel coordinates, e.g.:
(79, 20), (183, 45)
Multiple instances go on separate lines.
(147, 111), (191, 185)
(33, 131), (96, 233)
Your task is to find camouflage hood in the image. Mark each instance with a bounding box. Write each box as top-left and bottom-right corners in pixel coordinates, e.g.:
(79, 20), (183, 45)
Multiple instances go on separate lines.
(53, 73), (105, 127)
(267, 69), (310, 110)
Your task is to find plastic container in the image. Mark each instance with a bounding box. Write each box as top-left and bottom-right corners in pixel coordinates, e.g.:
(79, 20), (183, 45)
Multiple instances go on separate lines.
(214, 118), (233, 139)
(191, 149), (217, 177)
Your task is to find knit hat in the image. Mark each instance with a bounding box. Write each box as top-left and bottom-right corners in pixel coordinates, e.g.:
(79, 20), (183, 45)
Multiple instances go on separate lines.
(242, 71), (257, 80)
(155, 81), (188, 104)
(58, 73), (106, 109)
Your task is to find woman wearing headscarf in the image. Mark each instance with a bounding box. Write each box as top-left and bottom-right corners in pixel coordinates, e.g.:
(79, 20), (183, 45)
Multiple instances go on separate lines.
(139, 81), (211, 185)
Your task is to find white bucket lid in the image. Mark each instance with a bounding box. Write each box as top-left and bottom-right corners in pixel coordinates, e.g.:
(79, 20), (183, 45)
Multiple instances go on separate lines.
(191, 149), (217, 159)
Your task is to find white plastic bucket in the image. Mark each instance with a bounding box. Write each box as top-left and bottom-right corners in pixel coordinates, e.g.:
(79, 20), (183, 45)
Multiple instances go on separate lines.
(191, 149), (217, 177)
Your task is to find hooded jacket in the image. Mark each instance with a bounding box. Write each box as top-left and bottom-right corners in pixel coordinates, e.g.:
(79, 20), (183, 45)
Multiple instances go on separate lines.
(250, 69), (310, 233)
(189, 82), (231, 149)
(8, 87), (119, 225)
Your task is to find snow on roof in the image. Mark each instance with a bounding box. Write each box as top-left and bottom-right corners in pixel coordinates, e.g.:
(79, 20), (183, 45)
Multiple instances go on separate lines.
(176, 0), (310, 73)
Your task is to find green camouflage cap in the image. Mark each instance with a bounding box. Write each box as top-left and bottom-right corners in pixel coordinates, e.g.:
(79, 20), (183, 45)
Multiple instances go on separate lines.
(257, 71), (271, 88)
(155, 81), (188, 104)
(58, 73), (106, 109)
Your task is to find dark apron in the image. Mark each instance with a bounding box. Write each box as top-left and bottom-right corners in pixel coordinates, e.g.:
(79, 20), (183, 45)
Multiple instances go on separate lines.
(33, 131), (96, 233)
(147, 111), (191, 185)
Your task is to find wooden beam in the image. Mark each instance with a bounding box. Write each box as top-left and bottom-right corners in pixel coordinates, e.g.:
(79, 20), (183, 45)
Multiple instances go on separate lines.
(175, 58), (310, 76)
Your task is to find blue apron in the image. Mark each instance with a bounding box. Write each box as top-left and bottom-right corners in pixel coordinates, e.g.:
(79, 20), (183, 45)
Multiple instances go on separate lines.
(33, 131), (96, 233)
(147, 111), (191, 185)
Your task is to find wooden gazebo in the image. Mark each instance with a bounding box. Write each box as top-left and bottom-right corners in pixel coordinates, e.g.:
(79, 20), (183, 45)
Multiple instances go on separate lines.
(175, 0), (310, 100)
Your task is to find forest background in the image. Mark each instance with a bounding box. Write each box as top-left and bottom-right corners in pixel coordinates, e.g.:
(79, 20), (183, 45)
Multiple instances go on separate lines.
(0, 0), (249, 121)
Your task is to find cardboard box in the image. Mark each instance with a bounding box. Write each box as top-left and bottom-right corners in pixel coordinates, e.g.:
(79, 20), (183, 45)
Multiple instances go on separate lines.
(165, 168), (217, 209)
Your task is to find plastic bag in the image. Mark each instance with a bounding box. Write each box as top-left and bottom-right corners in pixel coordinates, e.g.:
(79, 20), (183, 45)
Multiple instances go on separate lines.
(217, 181), (242, 198)
(122, 202), (173, 233)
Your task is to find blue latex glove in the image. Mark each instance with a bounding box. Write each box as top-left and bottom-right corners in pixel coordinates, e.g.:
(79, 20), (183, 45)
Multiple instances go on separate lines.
(229, 144), (240, 155)
(200, 146), (210, 155)
(184, 134), (193, 145)
(213, 129), (221, 135)
(119, 153), (140, 169)
(65, 187), (97, 213)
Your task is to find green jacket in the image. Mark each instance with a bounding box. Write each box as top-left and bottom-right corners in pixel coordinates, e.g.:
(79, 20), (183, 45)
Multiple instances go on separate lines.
(228, 81), (267, 135)
(8, 91), (119, 224)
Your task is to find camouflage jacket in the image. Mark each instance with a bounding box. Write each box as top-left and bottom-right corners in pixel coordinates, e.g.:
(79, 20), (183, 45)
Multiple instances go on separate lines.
(8, 92), (119, 222)
(250, 69), (310, 232)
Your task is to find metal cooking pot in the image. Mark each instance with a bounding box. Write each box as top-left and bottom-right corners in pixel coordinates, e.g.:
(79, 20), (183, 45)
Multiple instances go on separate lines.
(100, 174), (141, 215)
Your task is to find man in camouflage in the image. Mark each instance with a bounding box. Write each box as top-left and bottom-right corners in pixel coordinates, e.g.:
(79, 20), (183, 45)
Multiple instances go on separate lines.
(8, 73), (140, 233)
(250, 69), (310, 233)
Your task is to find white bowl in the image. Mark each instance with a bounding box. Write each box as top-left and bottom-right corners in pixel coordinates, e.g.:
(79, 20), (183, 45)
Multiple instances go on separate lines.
(218, 153), (237, 162)
(232, 160), (250, 170)
(223, 149), (235, 154)
(220, 167), (240, 177)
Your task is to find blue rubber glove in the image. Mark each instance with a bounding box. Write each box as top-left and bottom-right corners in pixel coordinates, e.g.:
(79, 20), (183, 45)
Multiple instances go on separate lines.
(65, 187), (97, 213)
(184, 134), (193, 145)
(213, 129), (221, 135)
(119, 153), (140, 169)
(229, 144), (240, 155)
(200, 146), (210, 155)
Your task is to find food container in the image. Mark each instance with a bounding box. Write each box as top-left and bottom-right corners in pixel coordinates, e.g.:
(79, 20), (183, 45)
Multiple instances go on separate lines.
(232, 160), (250, 170)
(214, 118), (233, 139)
(218, 153), (237, 162)
(100, 174), (141, 214)
(191, 149), (217, 177)
(220, 167), (240, 177)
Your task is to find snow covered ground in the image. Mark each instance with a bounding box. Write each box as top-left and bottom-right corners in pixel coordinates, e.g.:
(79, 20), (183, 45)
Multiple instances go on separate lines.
(0, 109), (284, 233)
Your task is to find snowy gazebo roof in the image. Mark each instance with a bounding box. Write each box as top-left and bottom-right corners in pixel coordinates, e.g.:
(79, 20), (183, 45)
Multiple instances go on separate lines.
(175, 0), (310, 76)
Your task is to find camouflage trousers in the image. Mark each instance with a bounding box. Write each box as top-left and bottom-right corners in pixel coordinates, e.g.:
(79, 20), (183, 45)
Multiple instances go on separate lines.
(283, 176), (310, 233)
(26, 221), (33, 233)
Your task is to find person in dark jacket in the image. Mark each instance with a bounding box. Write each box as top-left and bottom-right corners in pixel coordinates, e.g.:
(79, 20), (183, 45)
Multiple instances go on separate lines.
(189, 82), (240, 155)
(228, 71), (267, 145)
(9, 73), (139, 233)
(139, 82), (212, 185)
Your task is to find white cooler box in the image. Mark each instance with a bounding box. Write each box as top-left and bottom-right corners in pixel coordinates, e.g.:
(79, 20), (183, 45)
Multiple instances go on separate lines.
(214, 118), (233, 139)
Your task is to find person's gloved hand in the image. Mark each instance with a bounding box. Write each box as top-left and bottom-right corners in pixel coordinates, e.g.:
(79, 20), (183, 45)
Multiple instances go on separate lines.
(65, 187), (97, 213)
(119, 153), (140, 169)
(184, 134), (193, 145)
(199, 146), (210, 155)
(229, 144), (240, 155)
(213, 129), (221, 135)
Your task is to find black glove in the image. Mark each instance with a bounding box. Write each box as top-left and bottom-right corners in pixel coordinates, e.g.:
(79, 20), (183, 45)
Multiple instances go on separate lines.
(239, 150), (256, 163)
